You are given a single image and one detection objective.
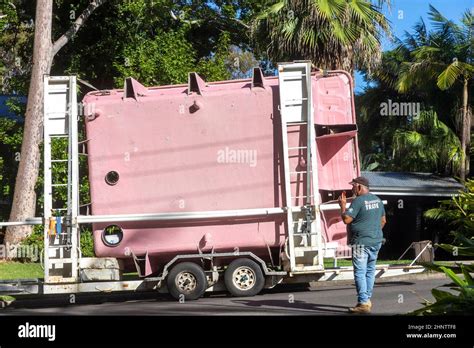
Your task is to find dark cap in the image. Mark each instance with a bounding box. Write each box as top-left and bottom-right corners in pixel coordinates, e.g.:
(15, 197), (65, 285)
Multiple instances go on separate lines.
(349, 176), (369, 188)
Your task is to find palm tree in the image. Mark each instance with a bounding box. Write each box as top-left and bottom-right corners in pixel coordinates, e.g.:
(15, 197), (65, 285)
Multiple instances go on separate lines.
(397, 5), (473, 181)
(252, 0), (391, 74)
(392, 110), (463, 174)
(356, 49), (416, 172)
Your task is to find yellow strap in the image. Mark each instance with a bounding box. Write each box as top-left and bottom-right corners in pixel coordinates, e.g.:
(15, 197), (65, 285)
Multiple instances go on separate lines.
(48, 217), (56, 236)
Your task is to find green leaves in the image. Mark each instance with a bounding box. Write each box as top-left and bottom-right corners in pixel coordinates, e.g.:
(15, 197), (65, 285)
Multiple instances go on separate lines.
(113, 29), (196, 87)
(424, 179), (474, 240)
(461, 265), (474, 286)
(252, 0), (391, 72)
(411, 264), (474, 315)
(414, 181), (474, 315)
(438, 243), (474, 257)
(256, 1), (284, 20)
(397, 5), (473, 94)
(431, 288), (455, 302)
(437, 61), (462, 90)
(354, 5), (470, 178)
(0, 107), (24, 220)
(80, 229), (95, 257)
(392, 110), (463, 173)
(348, 0), (373, 23)
(314, 0), (345, 20)
(361, 153), (381, 171)
(111, 1), (248, 87)
(196, 31), (233, 82)
(440, 266), (468, 289)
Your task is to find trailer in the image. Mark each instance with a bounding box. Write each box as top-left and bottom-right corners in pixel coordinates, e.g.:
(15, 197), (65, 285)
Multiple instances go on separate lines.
(0, 61), (425, 302)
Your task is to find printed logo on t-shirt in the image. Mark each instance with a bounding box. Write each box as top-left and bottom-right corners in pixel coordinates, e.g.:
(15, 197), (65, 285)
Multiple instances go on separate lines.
(364, 199), (380, 210)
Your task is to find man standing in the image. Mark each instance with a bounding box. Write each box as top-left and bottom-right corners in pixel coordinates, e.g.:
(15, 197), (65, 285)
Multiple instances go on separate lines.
(338, 176), (386, 314)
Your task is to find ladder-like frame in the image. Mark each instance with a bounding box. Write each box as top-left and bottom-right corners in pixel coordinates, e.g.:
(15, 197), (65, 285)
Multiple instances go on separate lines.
(43, 76), (80, 283)
(278, 61), (323, 272)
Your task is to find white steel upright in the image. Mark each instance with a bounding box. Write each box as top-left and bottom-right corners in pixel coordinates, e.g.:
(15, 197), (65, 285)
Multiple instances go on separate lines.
(278, 61), (323, 272)
(43, 76), (80, 283)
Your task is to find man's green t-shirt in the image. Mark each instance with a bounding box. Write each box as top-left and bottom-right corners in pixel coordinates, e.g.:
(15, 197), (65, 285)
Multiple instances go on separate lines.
(344, 193), (385, 247)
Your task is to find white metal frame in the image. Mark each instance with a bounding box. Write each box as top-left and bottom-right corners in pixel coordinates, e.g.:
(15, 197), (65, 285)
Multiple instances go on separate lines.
(43, 76), (80, 283)
(277, 61), (323, 273)
(398, 241), (433, 266)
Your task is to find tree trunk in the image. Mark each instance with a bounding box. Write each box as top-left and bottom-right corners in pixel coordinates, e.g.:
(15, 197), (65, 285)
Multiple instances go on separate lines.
(460, 78), (469, 182)
(4, 0), (53, 259)
(463, 78), (470, 178)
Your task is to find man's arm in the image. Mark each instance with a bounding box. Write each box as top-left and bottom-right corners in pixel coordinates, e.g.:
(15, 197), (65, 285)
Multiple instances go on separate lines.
(338, 191), (354, 225)
(342, 213), (353, 225)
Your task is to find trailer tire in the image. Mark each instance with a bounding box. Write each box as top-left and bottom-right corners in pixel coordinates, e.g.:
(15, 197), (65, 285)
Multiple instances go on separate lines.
(167, 262), (207, 301)
(225, 258), (265, 297)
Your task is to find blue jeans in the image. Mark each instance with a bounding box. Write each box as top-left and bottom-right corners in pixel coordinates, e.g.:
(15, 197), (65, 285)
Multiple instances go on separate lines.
(352, 243), (382, 304)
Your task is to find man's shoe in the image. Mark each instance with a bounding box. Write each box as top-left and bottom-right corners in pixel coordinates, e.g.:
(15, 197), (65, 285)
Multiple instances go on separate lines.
(367, 299), (372, 309)
(348, 303), (371, 314)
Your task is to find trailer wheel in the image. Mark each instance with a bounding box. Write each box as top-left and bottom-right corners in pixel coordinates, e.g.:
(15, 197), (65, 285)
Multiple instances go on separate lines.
(167, 262), (207, 301)
(225, 259), (265, 297)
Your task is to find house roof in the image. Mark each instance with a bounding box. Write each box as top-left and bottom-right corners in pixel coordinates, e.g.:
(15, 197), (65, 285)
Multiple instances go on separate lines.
(361, 171), (465, 197)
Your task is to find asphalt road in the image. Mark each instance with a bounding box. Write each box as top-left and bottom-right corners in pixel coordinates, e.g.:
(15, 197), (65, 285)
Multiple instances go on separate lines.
(0, 278), (452, 315)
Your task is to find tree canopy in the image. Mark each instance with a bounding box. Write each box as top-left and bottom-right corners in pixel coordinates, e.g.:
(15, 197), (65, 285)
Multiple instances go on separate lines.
(357, 5), (473, 178)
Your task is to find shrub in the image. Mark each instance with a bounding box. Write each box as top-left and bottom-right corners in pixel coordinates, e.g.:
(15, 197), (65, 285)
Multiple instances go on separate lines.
(413, 181), (474, 315)
(20, 226), (95, 261)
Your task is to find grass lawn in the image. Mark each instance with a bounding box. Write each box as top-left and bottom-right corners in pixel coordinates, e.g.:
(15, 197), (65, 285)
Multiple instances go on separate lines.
(0, 262), (43, 280)
(0, 259), (419, 280)
(324, 258), (414, 268)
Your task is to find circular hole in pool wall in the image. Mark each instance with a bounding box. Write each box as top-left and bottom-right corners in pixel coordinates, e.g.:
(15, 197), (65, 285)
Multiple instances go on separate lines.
(102, 225), (123, 247)
(105, 171), (119, 185)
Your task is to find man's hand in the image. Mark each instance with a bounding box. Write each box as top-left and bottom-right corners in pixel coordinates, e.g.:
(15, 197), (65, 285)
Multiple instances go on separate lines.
(338, 191), (347, 210)
(339, 191), (353, 224)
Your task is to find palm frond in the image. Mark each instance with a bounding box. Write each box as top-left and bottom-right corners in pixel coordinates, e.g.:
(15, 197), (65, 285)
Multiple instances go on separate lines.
(314, 0), (345, 20)
(252, 0), (391, 72)
(392, 111), (463, 172)
(428, 4), (461, 35)
(437, 61), (462, 90)
(256, 1), (285, 20)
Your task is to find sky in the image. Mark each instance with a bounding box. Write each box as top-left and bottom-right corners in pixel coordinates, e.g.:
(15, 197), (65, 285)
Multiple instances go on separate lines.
(354, 0), (474, 93)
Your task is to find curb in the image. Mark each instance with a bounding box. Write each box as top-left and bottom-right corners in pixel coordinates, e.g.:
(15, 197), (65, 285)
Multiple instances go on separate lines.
(309, 271), (449, 288)
(377, 271), (449, 283)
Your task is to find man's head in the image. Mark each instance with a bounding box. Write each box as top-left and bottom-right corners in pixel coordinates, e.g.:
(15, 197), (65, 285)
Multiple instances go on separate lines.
(349, 176), (370, 196)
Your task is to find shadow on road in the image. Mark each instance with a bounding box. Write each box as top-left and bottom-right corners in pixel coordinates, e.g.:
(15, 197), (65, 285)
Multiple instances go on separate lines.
(1, 292), (170, 310)
(233, 299), (349, 314)
(262, 280), (415, 294)
(373, 281), (415, 287)
(1, 280), (417, 312)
